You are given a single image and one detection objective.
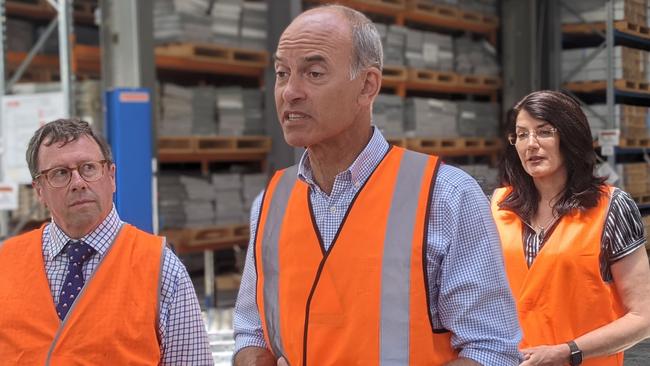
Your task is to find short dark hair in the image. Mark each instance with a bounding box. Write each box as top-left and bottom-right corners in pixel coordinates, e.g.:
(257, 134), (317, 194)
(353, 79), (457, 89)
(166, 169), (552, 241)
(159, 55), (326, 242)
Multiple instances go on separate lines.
(498, 90), (606, 220)
(26, 118), (113, 179)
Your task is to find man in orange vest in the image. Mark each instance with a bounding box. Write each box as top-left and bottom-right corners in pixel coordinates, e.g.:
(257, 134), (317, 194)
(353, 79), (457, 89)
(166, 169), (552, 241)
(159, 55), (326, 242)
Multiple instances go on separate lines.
(233, 5), (522, 365)
(0, 118), (212, 364)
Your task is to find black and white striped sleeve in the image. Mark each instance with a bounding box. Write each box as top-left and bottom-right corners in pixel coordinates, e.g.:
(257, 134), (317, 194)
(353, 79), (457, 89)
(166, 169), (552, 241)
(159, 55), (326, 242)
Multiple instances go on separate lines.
(603, 188), (647, 263)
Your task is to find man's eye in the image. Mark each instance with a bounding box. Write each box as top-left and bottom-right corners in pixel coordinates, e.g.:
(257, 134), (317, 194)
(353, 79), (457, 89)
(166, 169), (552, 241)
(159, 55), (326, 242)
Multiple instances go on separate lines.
(276, 71), (288, 78)
(308, 71), (323, 78)
(81, 163), (98, 173)
(50, 168), (69, 178)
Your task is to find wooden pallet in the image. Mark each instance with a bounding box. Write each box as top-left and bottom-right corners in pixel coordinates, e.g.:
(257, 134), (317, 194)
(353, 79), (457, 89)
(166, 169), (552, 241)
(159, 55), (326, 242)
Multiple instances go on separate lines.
(406, 0), (459, 18)
(459, 9), (499, 27)
(355, 0), (406, 10)
(383, 65), (408, 82)
(563, 21), (650, 40)
(408, 68), (458, 85)
(407, 137), (498, 150)
(619, 136), (650, 148)
(158, 136), (198, 154)
(196, 136), (271, 153)
(155, 43), (268, 68)
(564, 79), (650, 94)
(163, 223), (250, 251)
(158, 136), (271, 154)
(458, 74), (501, 89)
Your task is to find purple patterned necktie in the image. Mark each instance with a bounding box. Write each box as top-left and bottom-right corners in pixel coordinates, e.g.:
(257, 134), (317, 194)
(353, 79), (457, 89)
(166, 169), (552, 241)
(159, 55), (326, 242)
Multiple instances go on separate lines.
(56, 240), (95, 320)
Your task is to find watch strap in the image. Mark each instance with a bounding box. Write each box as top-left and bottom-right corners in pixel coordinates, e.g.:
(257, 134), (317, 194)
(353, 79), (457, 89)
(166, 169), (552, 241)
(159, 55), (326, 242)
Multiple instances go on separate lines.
(567, 340), (583, 366)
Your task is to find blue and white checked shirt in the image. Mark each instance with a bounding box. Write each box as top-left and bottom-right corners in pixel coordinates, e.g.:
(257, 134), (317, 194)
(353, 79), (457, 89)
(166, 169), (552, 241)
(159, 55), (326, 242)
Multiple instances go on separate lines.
(234, 128), (522, 365)
(43, 206), (212, 365)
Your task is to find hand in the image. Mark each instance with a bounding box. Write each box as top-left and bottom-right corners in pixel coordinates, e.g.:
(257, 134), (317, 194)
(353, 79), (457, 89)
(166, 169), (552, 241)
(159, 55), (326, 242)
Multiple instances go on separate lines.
(277, 356), (289, 366)
(520, 344), (570, 366)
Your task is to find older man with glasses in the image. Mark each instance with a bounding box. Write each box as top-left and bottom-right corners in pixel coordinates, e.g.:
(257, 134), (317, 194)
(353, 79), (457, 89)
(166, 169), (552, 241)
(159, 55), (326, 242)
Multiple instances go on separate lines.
(0, 118), (212, 364)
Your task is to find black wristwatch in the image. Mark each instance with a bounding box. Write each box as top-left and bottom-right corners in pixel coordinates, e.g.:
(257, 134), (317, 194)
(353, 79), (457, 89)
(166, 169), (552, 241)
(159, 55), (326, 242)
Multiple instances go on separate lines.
(567, 340), (583, 366)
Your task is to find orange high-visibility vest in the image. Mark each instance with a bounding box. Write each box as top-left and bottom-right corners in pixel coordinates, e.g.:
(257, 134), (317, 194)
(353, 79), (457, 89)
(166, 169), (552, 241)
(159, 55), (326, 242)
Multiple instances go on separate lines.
(255, 147), (458, 365)
(491, 186), (625, 366)
(0, 223), (164, 365)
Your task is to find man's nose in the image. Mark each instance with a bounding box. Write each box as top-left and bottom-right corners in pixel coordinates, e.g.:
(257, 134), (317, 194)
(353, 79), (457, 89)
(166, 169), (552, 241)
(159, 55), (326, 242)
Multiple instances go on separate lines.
(282, 74), (306, 103)
(69, 169), (87, 189)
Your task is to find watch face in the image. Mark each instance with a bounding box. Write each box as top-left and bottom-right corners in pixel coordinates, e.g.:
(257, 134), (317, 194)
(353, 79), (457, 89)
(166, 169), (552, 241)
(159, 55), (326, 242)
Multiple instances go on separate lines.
(570, 351), (583, 366)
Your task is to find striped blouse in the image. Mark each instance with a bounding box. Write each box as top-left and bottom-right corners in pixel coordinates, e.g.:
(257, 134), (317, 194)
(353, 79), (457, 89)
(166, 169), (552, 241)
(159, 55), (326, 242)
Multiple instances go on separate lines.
(522, 187), (646, 281)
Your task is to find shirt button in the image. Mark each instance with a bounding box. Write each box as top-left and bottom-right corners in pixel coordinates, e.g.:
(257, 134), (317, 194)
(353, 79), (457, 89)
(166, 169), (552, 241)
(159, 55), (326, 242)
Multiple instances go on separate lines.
(330, 206), (336, 214)
(354, 181), (360, 188)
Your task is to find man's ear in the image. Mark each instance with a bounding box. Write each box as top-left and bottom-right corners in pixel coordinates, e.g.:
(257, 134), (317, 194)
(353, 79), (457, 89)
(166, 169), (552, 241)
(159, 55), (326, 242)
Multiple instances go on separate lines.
(357, 67), (382, 107)
(109, 163), (116, 194)
(32, 180), (47, 208)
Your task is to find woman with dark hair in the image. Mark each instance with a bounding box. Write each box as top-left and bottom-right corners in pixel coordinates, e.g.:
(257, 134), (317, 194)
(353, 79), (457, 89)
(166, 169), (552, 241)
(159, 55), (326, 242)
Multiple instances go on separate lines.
(491, 90), (650, 366)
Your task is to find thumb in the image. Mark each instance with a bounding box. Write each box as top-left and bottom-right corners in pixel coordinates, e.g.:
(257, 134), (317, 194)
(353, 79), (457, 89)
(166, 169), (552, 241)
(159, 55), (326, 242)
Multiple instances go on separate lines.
(277, 356), (289, 366)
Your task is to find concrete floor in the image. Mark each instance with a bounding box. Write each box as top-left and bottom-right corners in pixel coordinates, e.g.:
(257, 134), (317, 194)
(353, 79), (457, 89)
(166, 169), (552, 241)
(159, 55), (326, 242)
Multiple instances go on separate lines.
(625, 338), (650, 366)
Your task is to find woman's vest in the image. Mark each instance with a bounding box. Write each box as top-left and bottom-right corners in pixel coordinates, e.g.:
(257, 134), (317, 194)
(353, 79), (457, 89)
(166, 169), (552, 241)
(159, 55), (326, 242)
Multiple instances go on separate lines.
(255, 147), (458, 365)
(492, 186), (625, 366)
(0, 223), (164, 365)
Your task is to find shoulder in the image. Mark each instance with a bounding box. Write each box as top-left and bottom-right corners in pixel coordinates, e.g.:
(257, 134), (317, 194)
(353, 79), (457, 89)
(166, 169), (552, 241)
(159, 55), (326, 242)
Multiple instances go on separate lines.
(122, 224), (166, 250)
(610, 186), (637, 206)
(605, 186), (643, 225)
(434, 164), (486, 200)
(1, 226), (44, 251)
(159, 246), (190, 293)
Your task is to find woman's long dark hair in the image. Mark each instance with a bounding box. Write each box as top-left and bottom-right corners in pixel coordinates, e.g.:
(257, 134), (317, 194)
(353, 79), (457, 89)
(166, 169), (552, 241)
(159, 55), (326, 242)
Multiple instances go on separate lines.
(499, 90), (606, 220)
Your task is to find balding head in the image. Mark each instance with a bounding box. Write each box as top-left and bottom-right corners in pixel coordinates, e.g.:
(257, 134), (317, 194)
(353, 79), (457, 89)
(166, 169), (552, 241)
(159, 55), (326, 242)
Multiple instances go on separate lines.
(288, 5), (383, 80)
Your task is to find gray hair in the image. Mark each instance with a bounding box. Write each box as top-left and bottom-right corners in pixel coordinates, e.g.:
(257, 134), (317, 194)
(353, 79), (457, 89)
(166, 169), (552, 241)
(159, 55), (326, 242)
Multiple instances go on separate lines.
(315, 5), (384, 80)
(26, 118), (113, 179)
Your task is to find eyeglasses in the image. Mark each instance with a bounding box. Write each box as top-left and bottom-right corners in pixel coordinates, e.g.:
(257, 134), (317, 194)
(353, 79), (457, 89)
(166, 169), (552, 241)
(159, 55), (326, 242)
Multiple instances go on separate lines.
(35, 160), (109, 188)
(507, 127), (558, 145)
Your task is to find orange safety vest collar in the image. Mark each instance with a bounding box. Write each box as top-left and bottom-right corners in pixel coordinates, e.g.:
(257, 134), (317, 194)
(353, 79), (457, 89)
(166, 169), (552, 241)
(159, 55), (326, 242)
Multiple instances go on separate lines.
(491, 186), (625, 366)
(255, 147), (458, 365)
(0, 223), (164, 365)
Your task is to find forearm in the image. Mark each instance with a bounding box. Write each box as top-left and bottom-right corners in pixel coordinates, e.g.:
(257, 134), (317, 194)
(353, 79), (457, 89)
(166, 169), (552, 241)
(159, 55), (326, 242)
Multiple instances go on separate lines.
(575, 312), (650, 358)
(234, 346), (276, 366)
(444, 357), (482, 366)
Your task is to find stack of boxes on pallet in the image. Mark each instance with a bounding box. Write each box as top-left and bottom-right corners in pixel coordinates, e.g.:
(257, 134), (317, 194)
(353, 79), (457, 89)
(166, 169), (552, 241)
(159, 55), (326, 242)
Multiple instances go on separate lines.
(374, 95), (406, 136)
(403, 98), (457, 137)
(375, 99), (500, 138)
(154, 0), (268, 51)
(405, 29), (454, 71)
(562, 0), (650, 208)
(561, 0), (646, 25)
(562, 0), (649, 141)
(582, 105), (648, 139)
(414, 0), (497, 15)
(562, 47), (645, 84)
(616, 163), (649, 201)
(158, 173), (266, 230)
(455, 36), (500, 77)
(375, 23), (408, 66)
(158, 84), (265, 137)
(371, 0), (501, 194)
(370, 0), (500, 140)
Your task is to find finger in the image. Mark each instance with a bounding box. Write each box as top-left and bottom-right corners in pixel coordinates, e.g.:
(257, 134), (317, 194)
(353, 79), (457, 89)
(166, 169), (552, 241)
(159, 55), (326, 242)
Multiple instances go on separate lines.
(277, 356), (289, 366)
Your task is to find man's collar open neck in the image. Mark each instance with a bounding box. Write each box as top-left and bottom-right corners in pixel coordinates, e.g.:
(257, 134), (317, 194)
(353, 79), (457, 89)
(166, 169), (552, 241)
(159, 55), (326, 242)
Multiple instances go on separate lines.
(305, 125), (373, 194)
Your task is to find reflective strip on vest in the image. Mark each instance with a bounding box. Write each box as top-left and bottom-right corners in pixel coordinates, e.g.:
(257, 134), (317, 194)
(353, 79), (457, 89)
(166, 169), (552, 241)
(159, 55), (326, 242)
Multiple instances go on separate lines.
(262, 165), (298, 359)
(380, 151), (429, 365)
